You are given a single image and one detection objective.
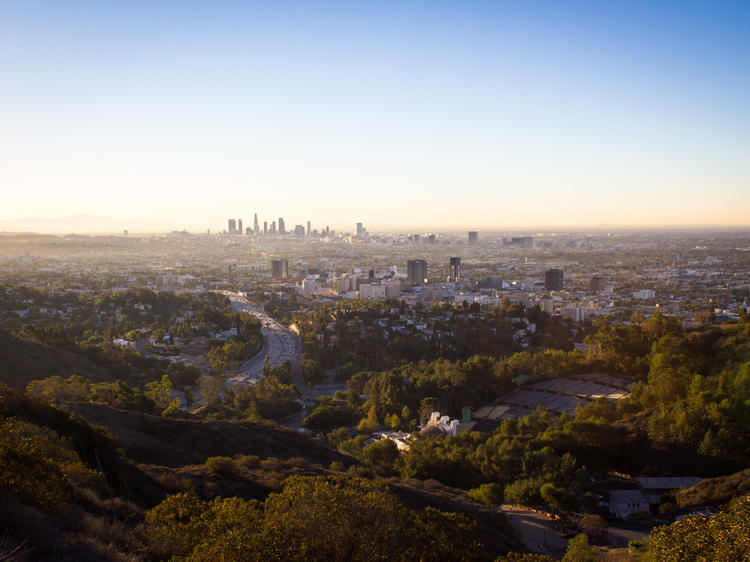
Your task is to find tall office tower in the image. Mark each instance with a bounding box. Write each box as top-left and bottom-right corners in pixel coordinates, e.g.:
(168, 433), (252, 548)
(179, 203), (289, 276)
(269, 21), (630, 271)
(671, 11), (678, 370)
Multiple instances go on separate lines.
(254, 213), (260, 234)
(589, 275), (605, 292)
(468, 231), (479, 244)
(356, 222), (364, 237)
(270, 221), (276, 234)
(294, 224), (305, 236)
(545, 268), (564, 292)
(306, 221), (311, 235)
(325, 226), (330, 237)
(449, 257), (461, 282)
(237, 219), (243, 235)
(271, 259), (289, 279)
(228, 219), (237, 234)
(263, 221), (268, 235)
(278, 217), (285, 234)
(407, 259), (428, 286)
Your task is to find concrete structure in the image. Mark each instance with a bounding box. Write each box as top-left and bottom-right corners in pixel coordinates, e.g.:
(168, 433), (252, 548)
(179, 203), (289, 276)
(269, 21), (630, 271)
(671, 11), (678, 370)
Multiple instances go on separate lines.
(545, 268), (564, 291)
(540, 295), (554, 314)
(590, 275), (606, 292)
(271, 259), (288, 279)
(237, 218), (243, 235)
(468, 231), (478, 244)
(407, 259), (428, 286)
(253, 213), (260, 234)
(278, 217), (285, 234)
(359, 283), (386, 299)
(228, 218), (237, 234)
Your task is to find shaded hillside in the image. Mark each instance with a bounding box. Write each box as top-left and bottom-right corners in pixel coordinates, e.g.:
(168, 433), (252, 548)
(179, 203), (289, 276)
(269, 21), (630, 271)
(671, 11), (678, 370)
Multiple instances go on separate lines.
(71, 402), (356, 468)
(0, 329), (114, 389)
(676, 467), (750, 508)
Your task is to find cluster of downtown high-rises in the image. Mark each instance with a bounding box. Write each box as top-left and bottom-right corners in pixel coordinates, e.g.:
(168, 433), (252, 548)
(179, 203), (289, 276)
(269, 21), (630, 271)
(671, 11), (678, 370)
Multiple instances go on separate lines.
(227, 214), (343, 238)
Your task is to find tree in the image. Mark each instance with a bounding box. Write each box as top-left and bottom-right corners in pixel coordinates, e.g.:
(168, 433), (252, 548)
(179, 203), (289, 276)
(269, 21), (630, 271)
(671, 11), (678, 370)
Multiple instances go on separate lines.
(145, 374), (174, 411)
(199, 375), (224, 406)
(579, 514), (608, 538)
(562, 533), (598, 562)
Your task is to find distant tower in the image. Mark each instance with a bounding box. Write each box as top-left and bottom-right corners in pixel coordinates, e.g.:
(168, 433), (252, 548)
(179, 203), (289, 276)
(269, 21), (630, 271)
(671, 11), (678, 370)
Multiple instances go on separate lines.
(407, 259), (428, 286)
(449, 257), (461, 282)
(545, 269), (564, 292)
(278, 217), (285, 234)
(237, 219), (243, 235)
(271, 259), (289, 279)
(589, 275), (605, 292)
(263, 221), (268, 235)
(356, 222), (364, 237)
(468, 231), (478, 244)
(228, 218), (237, 234)
(253, 213), (260, 235)
(271, 221), (276, 234)
(306, 221), (311, 235)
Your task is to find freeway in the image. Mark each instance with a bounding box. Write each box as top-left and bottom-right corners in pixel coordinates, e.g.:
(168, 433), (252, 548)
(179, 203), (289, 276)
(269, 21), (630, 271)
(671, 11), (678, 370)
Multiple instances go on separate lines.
(222, 292), (303, 388)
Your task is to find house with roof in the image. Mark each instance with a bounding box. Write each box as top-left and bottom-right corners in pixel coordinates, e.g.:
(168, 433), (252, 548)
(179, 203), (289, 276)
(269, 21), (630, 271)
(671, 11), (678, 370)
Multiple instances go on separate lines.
(635, 477), (703, 505)
(609, 490), (650, 519)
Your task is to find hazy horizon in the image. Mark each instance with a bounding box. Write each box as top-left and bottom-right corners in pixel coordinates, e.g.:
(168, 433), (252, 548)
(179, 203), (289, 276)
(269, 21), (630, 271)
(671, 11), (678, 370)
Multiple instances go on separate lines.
(2, 1), (749, 228)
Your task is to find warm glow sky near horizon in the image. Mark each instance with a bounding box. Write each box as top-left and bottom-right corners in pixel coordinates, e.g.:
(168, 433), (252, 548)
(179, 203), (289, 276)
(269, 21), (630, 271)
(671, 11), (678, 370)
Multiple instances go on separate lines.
(1, 1), (749, 232)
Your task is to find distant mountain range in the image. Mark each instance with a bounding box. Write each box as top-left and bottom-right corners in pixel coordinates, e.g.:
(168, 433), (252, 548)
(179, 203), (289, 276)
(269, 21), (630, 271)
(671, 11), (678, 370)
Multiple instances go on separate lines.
(0, 214), (171, 233)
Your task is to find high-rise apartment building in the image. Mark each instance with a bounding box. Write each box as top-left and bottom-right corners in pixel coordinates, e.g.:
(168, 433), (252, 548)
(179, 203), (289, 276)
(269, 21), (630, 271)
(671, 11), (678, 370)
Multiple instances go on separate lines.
(271, 259), (289, 279)
(449, 257), (461, 282)
(407, 259), (428, 286)
(545, 269), (564, 292)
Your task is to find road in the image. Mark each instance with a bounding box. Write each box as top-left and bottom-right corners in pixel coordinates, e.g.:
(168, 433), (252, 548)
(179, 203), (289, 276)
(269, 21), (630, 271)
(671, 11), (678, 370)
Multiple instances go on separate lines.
(221, 292), (303, 387)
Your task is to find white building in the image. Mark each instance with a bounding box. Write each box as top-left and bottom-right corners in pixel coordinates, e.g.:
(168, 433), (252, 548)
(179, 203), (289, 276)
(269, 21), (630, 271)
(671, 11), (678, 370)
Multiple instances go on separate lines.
(359, 283), (386, 299)
(633, 289), (656, 300)
(609, 490), (650, 519)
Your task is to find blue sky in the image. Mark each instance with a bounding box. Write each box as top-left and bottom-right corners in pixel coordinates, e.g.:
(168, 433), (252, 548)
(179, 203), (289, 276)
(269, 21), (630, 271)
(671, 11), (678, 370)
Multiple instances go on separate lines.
(1, 1), (749, 231)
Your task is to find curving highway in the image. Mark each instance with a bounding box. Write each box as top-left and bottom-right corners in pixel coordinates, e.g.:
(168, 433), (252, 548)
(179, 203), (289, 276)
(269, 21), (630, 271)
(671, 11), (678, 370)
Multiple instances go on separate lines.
(222, 292), (303, 388)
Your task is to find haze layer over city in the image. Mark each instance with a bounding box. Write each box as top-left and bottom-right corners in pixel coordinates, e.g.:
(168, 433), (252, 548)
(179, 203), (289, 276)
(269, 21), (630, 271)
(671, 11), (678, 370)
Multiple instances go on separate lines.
(1, 2), (749, 561)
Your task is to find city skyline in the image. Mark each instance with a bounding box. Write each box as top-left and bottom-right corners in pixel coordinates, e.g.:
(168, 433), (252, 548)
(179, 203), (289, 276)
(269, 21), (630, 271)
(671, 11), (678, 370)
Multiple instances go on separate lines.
(2, 1), (749, 231)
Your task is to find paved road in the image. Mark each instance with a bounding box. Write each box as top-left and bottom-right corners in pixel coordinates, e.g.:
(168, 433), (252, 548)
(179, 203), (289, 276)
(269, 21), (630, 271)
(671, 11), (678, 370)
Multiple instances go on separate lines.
(499, 505), (568, 556)
(221, 292), (303, 387)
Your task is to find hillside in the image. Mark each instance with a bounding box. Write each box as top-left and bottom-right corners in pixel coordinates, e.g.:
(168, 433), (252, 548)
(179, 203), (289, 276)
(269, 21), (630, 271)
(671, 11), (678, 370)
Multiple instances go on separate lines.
(0, 330), (114, 389)
(676, 467), (750, 508)
(70, 402), (355, 468)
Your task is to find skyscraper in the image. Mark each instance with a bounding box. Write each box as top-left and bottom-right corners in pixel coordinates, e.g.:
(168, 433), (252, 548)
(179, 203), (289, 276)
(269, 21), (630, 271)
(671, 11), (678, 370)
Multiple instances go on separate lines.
(449, 257), (461, 282)
(263, 221), (268, 235)
(468, 231), (479, 244)
(356, 222), (364, 237)
(228, 218), (237, 234)
(254, 213), (260, 235)
(271, 259), (289, 279)
(545, 269), (564, 292)
(278, 217), (285, 234)
(270, 221), (276, 234)
(237, 218), (243, 235)
(407, 259), (428, 286)
(306, 221), (311, 235)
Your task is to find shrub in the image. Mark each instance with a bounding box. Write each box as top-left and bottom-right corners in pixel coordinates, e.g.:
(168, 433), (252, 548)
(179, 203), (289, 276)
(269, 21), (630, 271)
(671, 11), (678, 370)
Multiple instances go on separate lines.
(203, 456), (236, 476)
(468, 483), (504, 505)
